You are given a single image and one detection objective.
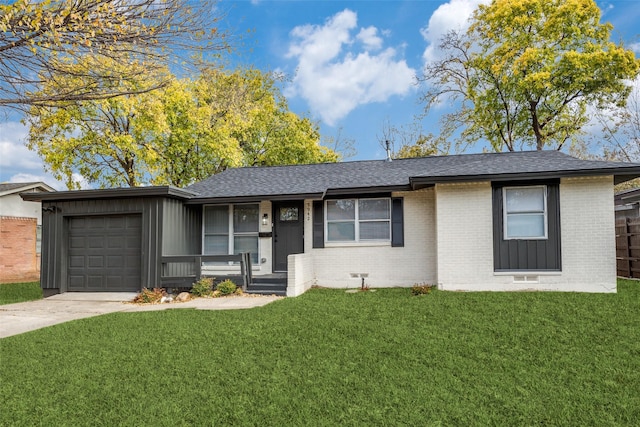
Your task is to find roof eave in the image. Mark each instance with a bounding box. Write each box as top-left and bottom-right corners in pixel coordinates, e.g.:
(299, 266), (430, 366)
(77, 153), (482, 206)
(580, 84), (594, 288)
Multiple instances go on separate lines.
(185, 192), (326, 205)
(410, 168), (640, 188)
(324, 185), (411, 196)
(0, 182), (56, 197)
(20, 186), (197, 202)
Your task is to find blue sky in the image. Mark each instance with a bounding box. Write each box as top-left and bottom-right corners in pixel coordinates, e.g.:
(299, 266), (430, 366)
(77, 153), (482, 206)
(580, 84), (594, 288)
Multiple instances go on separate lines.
(1, 0), (639, 188)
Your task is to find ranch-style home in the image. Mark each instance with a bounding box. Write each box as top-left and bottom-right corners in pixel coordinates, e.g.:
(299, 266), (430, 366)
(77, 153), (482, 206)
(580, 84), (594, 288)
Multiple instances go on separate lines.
(22, 150), (640, 296)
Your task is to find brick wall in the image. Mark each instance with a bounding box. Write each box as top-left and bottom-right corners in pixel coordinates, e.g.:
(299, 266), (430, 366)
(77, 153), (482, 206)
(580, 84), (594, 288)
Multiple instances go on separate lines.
(436, 182), (497, 289)
(306, 188), (437, 288)
(0, 216), (40, 284)
(559, 176), (616, 292)
(435, 177), (617, 293)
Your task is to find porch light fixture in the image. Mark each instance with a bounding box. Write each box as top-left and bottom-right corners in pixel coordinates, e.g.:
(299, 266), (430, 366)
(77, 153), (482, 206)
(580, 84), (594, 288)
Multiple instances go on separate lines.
(262, 213), (269, 226)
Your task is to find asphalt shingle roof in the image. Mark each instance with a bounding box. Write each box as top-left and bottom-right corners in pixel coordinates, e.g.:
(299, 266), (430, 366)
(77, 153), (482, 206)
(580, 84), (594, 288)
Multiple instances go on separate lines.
(0, 182), (55, 196)
(0, 182), (39, 192)
(186, 151), (640, 200)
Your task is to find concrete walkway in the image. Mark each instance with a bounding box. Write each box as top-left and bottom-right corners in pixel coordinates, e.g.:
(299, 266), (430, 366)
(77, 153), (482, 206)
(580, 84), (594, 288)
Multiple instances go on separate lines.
(0, 293), (282, 339)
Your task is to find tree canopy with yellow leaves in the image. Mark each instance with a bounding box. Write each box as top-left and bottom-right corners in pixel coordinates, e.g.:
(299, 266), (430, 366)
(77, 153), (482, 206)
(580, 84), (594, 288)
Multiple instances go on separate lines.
(420, 0), (639, 152)
(0, 0), (228, 110)
(26, 68), (339, 189)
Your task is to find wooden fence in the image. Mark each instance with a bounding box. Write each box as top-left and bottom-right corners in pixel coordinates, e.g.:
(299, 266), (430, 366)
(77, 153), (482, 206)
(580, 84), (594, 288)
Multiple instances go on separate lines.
(616, 218), (640, 278)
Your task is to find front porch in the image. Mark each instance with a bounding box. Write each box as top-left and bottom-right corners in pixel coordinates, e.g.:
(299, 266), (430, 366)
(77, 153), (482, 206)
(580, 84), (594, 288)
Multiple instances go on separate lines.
(160, 254), (290, 296)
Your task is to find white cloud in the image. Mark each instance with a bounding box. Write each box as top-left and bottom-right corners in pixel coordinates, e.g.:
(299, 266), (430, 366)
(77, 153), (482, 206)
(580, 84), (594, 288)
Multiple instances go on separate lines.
(630, 42), (640, 55)
(0, 120), (91, 190)
(357, 26), (383, 50)
(286, 9), (416, 126)
(420, 0), (489, 63)
(0, 121), (43, 170)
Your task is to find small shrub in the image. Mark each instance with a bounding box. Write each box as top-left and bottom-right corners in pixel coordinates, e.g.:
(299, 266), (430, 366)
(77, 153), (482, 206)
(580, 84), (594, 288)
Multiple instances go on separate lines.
(234, 287), (244, 295)
(411, 284), (435, 296)
(133, 288), (166, 304)
(191, 278), (214, 297)
(216, 279), (237, 295)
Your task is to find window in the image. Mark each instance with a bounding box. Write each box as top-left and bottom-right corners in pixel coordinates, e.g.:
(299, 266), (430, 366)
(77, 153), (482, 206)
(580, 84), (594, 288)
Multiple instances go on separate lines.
(279, 207), (299, 221)
(204, 204), (259, 263)
(325, 198), (390, 242)
(503, 186), (547, 239)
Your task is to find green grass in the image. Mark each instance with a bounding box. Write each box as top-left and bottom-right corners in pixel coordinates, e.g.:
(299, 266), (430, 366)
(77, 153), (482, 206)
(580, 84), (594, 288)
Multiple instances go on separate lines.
(0, 281), (42, 305)
(1, 280), (640, 426)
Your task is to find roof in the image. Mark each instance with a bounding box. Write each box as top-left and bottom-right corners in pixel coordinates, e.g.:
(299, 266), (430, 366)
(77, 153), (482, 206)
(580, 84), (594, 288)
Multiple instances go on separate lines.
(17, 151), (640, 203)
(615, 188), (640, 206)
(186, 151), (640, 202)
(20, 186), (196, 202)
(0, 182), (55, 197)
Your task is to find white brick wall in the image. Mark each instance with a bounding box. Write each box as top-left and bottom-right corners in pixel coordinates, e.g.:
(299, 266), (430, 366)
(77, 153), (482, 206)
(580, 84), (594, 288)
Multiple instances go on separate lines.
(436, 182), (497, 289)
(287, 252), (314, 296)
(435, 177), (616, 293)
(558, 176), (616, 292)
(307, 188), (437, 288)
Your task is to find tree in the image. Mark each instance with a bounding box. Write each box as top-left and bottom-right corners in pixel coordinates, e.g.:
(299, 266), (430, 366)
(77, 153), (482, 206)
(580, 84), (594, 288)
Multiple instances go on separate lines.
(593, 82), (640, 162)
(419, 0), (639, 152)
(322, 127), (357, 160)
(377, 118), (449, 159)
(26, 60), (168, 188)
(0, 0), (228, 110)
(26, 68), (339, 189)
(151, 68), (338, 187)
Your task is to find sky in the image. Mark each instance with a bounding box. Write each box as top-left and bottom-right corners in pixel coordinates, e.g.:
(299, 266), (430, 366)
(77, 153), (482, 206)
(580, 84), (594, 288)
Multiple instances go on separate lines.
(1, 0), (639, 189)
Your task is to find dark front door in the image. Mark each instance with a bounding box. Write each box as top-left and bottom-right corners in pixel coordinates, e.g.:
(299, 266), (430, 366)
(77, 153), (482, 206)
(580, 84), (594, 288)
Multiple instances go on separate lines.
(273, 201), (304, 272)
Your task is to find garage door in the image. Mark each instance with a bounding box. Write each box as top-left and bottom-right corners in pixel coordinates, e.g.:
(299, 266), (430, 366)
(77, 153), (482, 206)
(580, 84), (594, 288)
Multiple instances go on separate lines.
(67, 214), (142, 291)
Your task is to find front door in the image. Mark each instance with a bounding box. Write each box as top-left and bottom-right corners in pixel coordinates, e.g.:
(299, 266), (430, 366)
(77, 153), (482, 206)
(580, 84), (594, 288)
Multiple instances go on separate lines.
(273, 201), (304, 272)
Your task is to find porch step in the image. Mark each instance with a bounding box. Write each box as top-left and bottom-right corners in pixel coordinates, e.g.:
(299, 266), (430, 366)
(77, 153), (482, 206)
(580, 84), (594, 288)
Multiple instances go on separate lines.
(245, 278), (287, 296)
(245, 289), (287, 297)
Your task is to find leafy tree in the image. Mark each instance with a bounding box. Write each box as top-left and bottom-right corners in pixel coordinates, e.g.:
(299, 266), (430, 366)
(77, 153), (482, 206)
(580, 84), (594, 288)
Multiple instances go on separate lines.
(26, 68), (339, 189)
(0, 0), (228, 110)
(420, 0), (639, 152)
(26, 60), (167, 188)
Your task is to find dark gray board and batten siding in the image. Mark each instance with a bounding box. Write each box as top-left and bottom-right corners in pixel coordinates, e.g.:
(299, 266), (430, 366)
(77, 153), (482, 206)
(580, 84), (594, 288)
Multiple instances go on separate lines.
(40, 197), (200, 292)
(492, 181), (561, 271)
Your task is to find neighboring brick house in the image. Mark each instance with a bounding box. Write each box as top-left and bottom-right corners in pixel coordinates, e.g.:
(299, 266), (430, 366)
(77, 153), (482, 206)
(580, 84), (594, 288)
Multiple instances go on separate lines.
(23, 151), (640, 295)
(1, 182), (55, 283)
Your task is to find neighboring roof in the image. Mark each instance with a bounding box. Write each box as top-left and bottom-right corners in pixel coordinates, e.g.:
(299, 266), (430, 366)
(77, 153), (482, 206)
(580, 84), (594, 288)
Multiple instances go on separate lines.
(186, 151), (640, 202)
(0, 182), (55, 197)
(615, 188), (640, 206)
(20, 186), (197, 202)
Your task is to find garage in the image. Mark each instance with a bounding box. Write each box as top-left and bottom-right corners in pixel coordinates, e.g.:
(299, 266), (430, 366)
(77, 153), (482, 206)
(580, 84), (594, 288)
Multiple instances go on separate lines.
(67, 214), (142, 291)
(21, 186), (198, 295)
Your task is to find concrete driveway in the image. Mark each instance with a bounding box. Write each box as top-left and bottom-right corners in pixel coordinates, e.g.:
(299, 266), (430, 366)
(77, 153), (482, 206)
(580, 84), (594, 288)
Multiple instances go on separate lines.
(0, 293), (282, 339)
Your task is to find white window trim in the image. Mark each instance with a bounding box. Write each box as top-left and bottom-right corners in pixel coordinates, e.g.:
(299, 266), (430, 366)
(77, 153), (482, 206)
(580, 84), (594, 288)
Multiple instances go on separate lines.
(324, 198), (391, 243)
(503, 185), (548, 240)
(202, 203), (260, 261)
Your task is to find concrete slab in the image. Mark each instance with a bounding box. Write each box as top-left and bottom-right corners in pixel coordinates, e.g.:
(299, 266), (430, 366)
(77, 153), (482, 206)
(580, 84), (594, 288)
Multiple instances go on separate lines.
(0, 294), (282, 339)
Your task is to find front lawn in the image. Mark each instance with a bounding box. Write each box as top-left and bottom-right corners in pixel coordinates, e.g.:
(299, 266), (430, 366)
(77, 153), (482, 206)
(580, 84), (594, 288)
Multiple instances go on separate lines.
(1, 280), (639, 426)
(0, 281), (42, 305)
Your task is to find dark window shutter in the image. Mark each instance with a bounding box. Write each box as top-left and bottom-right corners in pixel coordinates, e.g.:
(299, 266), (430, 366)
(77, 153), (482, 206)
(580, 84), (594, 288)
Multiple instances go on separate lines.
(391, 197), (404, 247)
(312, 201), (324, 248)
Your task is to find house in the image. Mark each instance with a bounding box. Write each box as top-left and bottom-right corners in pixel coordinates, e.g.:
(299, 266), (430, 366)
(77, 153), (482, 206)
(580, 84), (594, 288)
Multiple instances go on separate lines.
(21, 151), (640, 296)
(1, 182), (55, 283)
(614, 187), (640, 220)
